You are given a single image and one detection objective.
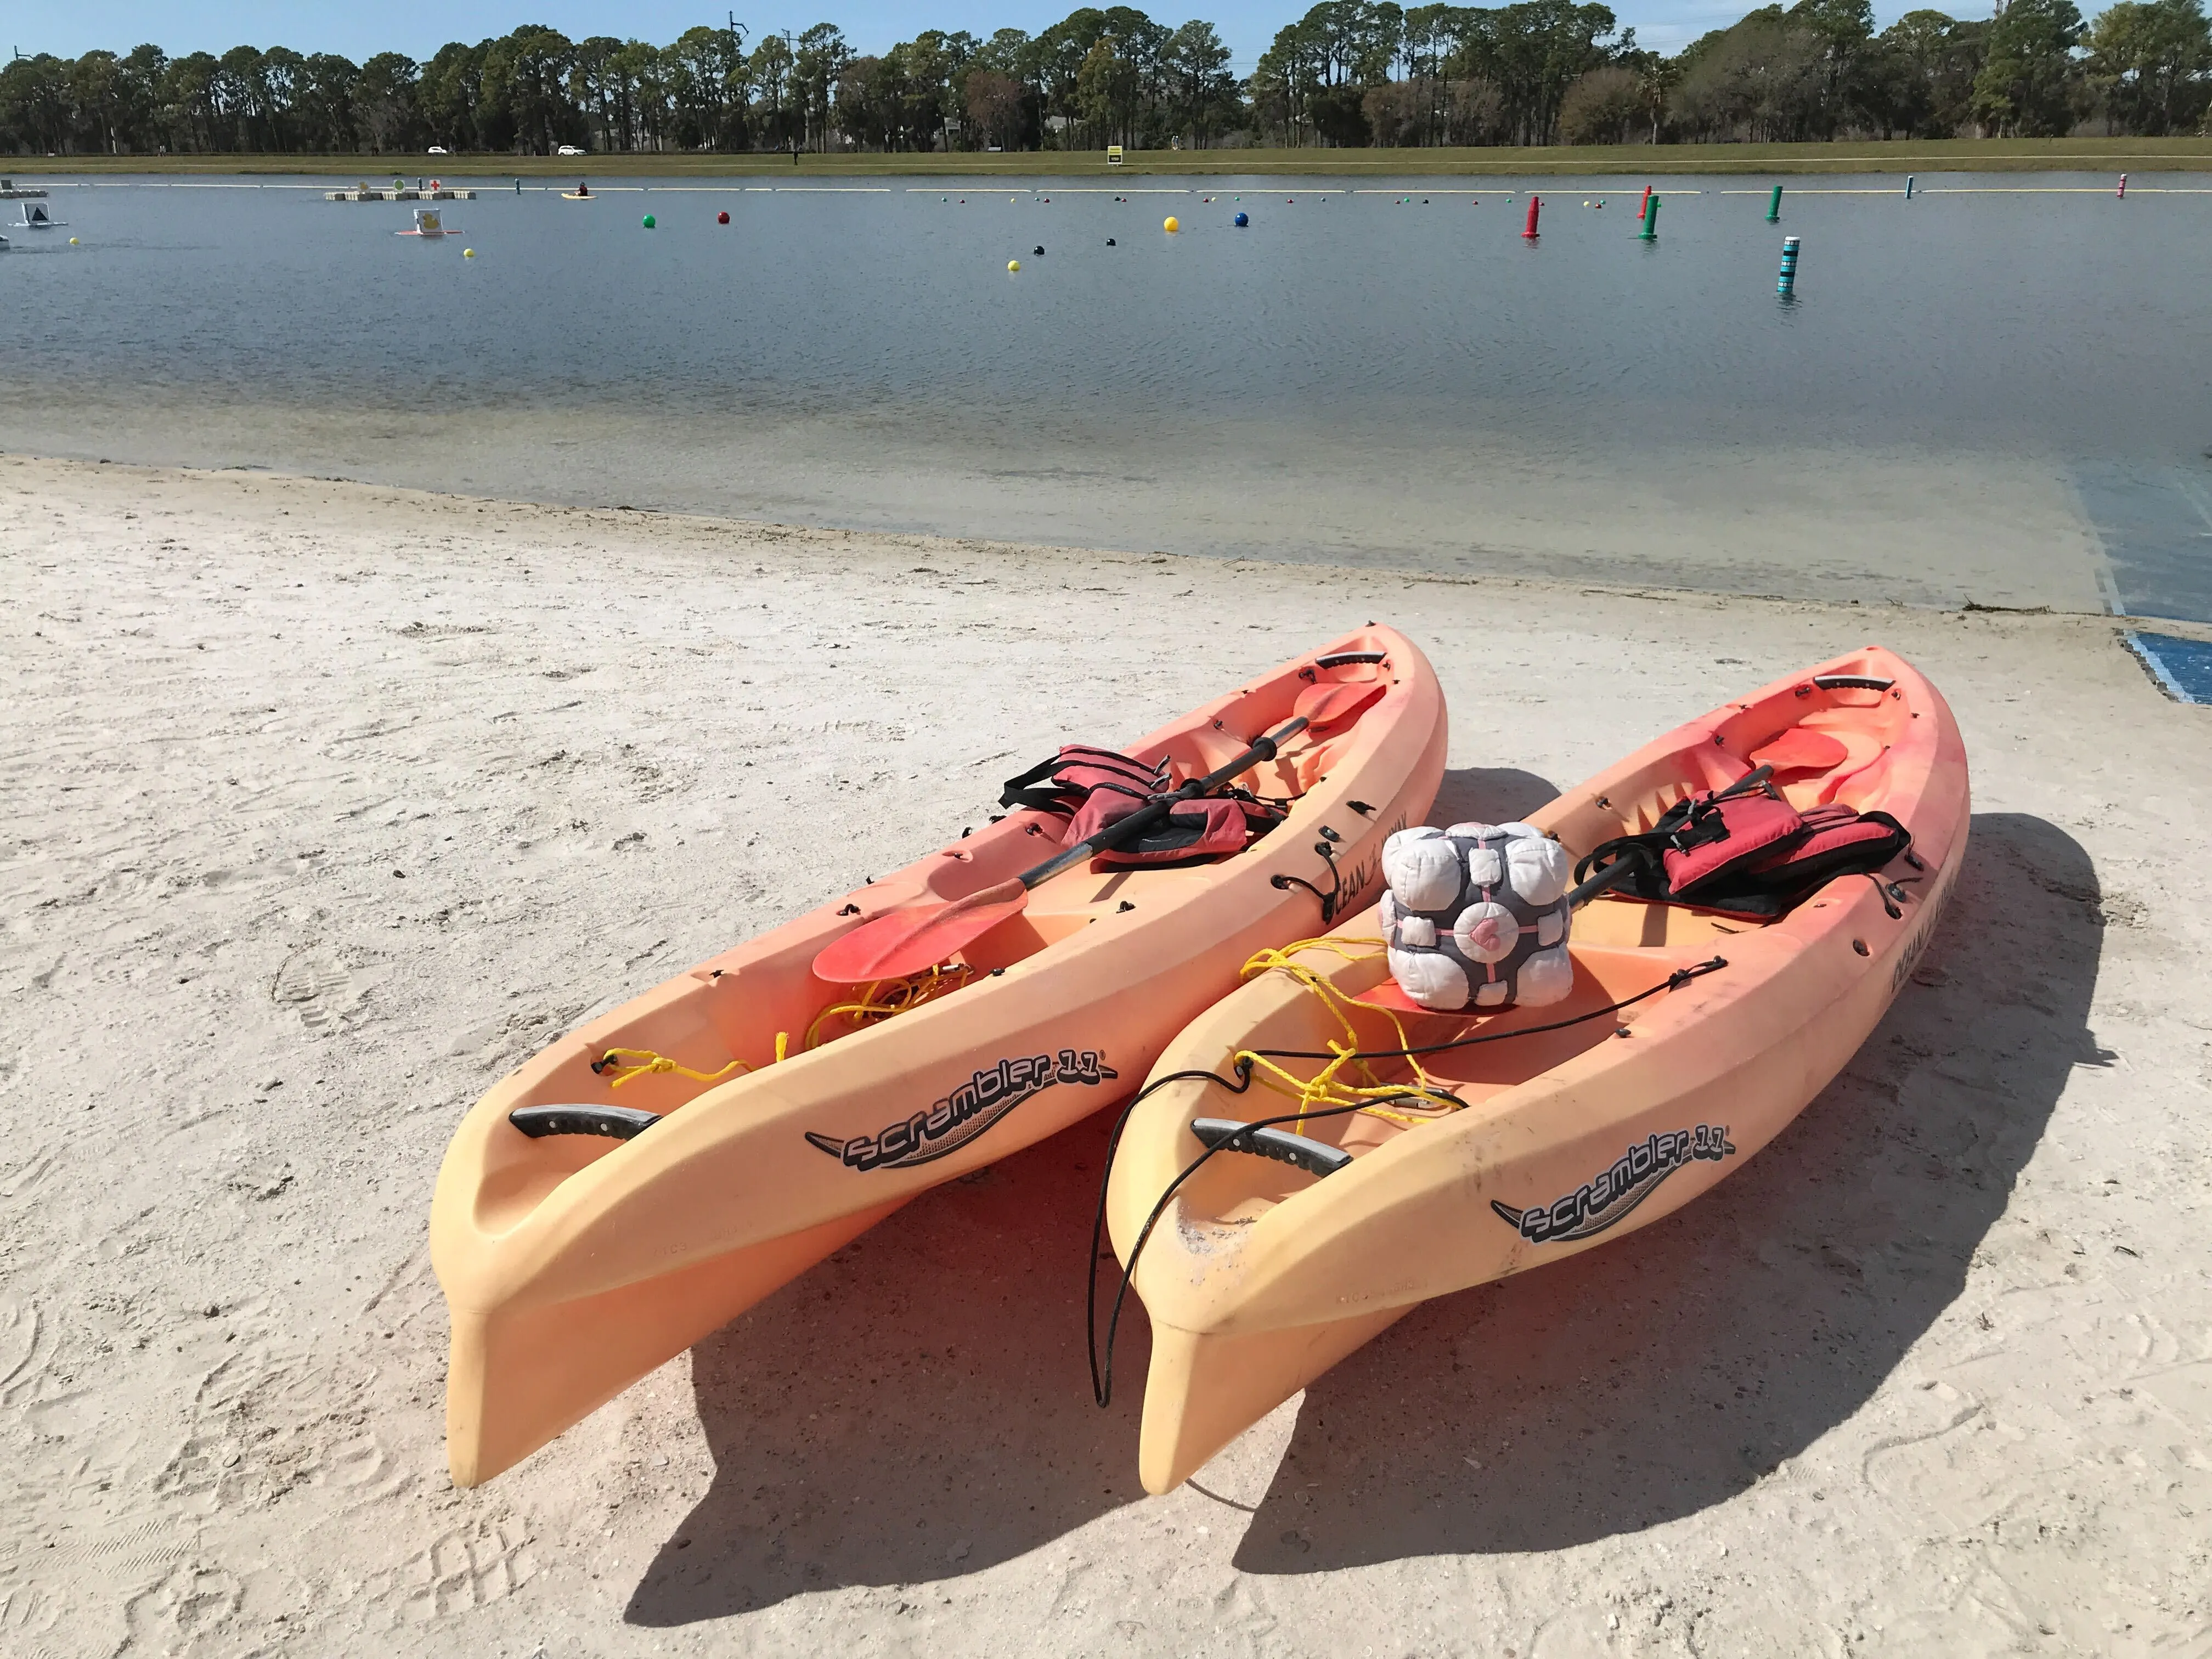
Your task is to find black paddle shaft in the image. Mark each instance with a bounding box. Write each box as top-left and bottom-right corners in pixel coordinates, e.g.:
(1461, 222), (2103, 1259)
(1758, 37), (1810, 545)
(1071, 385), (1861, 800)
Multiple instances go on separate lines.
(1015, 716), (1311, 891)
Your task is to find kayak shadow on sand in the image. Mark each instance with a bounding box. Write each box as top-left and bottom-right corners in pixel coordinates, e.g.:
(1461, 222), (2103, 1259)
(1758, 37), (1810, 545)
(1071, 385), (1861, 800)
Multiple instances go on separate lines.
(1229, 810), (2104, 1571)
(1427, 765), (1561, 831)
(620, 767), (1557, 1624)
(623, 1097), (1148, 1625)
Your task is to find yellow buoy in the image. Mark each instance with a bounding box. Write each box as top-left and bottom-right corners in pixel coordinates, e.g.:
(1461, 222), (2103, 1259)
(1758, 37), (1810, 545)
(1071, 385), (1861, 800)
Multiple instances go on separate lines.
(69, 236), (80, 245)
(1163, 216), (1180, 233)
(1007, 258), (1020, 272)
(463, 248), (476, 258)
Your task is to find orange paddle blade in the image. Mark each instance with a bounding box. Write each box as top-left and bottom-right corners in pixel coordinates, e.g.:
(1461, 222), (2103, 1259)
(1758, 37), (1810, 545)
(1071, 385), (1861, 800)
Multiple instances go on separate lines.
(811, 879), (1027, 985)
(1295, 679), (1385, 729)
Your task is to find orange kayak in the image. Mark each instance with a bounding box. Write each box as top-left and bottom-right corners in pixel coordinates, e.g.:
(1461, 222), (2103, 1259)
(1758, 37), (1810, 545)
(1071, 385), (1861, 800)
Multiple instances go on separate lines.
(1104, 646), (1967, 1494)
(432, 625), (1446, 1486)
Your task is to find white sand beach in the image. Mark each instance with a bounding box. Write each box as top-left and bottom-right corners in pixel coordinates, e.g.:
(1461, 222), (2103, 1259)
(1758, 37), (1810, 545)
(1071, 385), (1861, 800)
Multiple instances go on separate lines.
(2, 453), (2208, 1656)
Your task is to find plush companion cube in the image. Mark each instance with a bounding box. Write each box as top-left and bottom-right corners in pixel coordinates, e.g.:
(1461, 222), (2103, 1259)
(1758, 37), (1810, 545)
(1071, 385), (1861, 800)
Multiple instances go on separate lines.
(1379, 822), (1574, 1011)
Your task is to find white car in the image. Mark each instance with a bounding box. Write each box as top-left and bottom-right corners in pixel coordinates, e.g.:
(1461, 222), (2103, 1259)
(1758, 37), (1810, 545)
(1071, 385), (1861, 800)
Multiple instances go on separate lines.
(427, 146), (448, 154)
(555, 145), (586, 156)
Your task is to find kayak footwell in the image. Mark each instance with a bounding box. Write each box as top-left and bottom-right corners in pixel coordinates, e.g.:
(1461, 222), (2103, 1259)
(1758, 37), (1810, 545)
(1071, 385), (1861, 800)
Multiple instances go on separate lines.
(445, 1199), (902, 1487)
(1138, 1307), (1410, 1495)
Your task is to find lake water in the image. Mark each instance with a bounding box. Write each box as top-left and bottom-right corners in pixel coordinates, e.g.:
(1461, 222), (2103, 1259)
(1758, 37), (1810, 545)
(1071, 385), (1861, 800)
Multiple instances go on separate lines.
(8, 171), (2210, 620)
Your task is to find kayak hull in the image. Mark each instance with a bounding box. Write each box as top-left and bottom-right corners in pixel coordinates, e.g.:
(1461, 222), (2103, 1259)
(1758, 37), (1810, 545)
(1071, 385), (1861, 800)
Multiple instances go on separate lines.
(1110, 646), (1968, 1493)
(447, 1200), (898, 1488)
(1138, 1310), (1409, 1497)
(435, 625), (1446, 1485)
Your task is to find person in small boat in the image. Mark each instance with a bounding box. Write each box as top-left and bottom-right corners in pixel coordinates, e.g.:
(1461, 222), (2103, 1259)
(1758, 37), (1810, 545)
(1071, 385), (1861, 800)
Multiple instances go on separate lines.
(575, 181), (589, 197)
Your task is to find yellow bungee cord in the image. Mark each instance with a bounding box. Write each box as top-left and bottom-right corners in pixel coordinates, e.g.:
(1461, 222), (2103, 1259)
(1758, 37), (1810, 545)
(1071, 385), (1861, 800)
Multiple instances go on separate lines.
(803, 963), (977, 1051)
(591, 1047), (749, 1088)
(1228, 936), (1466, 1132)
(594, 964), (978, 1090)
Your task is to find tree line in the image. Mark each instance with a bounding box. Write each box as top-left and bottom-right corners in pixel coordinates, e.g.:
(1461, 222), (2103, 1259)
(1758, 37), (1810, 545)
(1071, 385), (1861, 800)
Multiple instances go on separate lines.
(4, 0), (2208, 156)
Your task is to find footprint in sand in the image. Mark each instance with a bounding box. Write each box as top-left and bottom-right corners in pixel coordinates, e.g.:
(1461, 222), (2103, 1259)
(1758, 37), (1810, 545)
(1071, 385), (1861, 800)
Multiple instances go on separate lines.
(270, 951), (353, 1033)
(123, 1563), (242, 1651)
(156, 1346), (392, 1513)
(407, 1521), (538, 1621)
(0, 1299), (48, 1408)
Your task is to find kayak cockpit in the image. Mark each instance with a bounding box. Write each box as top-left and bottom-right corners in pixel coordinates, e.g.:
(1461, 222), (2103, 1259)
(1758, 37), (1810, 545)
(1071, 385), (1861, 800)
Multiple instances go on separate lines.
(464, 629), (1421, 1237)
(470, 834), (1237, 1233)
(1155, 653), (1917, 1233)
(1172, 938), (1722, 1229)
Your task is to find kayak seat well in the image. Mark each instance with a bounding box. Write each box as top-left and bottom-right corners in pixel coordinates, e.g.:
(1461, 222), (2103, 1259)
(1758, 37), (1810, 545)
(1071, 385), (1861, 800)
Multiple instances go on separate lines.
(1187, 944), (1686, 1233)
(476, 941), (1005, 1230)
(1553, 675), (1910, 871)
(477, 815), (1230, 1233)
(1570, 893), (1759, 948)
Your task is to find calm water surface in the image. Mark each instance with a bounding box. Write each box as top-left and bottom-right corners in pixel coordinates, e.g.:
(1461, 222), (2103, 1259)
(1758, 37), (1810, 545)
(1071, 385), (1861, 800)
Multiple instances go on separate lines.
(8, 172), (2210, 618)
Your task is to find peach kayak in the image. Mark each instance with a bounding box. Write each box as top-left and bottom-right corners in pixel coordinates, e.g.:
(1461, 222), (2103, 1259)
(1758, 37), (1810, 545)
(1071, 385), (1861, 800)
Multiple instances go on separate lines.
(433, 625), (1445, 1486)
(1103, 645), (1966, 1494)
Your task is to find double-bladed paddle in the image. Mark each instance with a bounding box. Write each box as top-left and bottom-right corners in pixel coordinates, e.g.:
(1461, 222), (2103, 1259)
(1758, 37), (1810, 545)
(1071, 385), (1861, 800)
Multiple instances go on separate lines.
(811, 678), (1385, 985)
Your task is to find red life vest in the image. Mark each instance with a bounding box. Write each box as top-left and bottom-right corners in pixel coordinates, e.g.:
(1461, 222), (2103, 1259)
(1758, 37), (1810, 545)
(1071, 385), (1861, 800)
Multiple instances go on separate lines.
(1577, 781), (1910, 919)
(998, 744), (1284, 868)
(998, 744), (1169, 817)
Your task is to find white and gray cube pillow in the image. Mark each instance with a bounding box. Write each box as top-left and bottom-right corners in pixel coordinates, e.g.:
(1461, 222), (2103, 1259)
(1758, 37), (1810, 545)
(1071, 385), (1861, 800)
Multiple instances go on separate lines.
(1380, 822), (1575, 1012)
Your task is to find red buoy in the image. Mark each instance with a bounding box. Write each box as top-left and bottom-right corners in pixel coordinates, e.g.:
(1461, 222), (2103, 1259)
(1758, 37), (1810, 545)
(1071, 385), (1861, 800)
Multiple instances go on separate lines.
(718, 210), (730, 224)
(1635, 183), (1651, 222)
(1522, 195), (1541, 240)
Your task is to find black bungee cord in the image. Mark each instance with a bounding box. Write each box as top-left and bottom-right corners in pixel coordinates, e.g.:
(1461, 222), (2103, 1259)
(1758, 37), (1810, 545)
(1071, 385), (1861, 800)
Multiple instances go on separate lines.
(1086, 955), (1729, 1408)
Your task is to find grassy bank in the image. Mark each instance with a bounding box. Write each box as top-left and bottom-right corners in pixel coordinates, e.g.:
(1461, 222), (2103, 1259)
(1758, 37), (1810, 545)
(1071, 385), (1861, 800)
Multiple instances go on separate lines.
(13, 136), (2212, 179)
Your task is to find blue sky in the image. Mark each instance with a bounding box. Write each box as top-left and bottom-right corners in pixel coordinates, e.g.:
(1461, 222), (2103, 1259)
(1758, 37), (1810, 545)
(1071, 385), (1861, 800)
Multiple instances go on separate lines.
(9, 0), (1993, 69)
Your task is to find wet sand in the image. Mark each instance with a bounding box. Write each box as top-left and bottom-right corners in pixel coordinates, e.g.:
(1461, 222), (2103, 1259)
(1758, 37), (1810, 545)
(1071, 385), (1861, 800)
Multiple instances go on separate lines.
(0, 396), (2113, 616)
(2, 455), (2208, 1655)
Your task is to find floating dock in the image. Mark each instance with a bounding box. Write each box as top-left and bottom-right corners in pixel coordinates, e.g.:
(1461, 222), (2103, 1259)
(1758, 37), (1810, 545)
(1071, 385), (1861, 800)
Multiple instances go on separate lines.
(325, 188), (477, 202)
(0, 180), (48, 200)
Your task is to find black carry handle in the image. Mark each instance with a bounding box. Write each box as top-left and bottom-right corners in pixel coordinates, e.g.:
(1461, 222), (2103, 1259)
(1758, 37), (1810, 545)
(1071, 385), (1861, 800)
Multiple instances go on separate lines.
(1190, 1116), (1353, 1177)
(1013, 717), (1311, 891)
(510, 1104), (661, 1141)
(1565, 764), (1778, 907)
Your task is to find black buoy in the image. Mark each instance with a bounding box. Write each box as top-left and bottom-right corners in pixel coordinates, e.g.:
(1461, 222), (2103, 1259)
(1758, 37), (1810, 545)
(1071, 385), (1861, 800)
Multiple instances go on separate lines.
(1106, 238), (1115, 245)
(1033, 245), (1045, 256)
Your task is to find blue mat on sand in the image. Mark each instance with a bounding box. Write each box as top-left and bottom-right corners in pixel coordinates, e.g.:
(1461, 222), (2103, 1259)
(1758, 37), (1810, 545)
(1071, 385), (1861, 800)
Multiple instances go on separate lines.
(2128, 633), (2212, 704)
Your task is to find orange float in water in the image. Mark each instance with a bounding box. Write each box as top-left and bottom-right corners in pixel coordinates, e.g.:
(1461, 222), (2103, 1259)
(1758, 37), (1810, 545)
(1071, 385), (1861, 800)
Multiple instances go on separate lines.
(1103, 646), (1968, 1495)
(432, 627), (1446, 1486)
